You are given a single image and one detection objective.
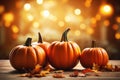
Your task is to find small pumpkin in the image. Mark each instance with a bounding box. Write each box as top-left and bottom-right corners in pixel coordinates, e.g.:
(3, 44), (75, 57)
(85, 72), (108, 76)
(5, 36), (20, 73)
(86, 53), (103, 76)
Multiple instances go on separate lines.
(9, 37), (47, 71)
(48, 28), (81, 70)
(32, 32), (50, 67)
(32, 32), (50, 54)
(80, 40), (109, 68)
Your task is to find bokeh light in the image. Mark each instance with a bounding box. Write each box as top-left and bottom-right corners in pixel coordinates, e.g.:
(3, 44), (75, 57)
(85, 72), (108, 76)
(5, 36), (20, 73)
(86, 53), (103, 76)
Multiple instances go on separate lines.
(115, 32), (120, 40)
(1, 0), (120, 60)
(74, 8), (81, 15)
(41, 10), (50, 17)
(36, 0), (43, 4)
(0, 5), (4, 14)
(24, 3), (31, 11)
(99, 4), (113, 16)
(116, 17), (120, 23)
(3, 12), (14, 27)
(11, 25), (19, 33)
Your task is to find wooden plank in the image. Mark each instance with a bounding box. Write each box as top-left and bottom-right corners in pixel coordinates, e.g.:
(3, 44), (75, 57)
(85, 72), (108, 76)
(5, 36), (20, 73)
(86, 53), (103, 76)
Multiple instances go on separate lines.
(0, 60), (120, 80)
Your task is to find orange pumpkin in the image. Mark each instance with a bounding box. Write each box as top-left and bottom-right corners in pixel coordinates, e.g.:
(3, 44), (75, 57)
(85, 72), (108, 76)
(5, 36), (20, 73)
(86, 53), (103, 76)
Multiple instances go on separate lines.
(9, 38), (47, 71)
(48, 28), (81, 70)
(80, 40), (109, 68)
(32, 32), (50, 55)
(32, 32), (50, 67)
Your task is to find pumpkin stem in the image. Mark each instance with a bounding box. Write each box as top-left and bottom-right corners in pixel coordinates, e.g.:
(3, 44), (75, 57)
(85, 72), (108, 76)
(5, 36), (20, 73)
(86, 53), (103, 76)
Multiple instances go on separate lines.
(24, 37), (32, 46)
(38, 32), (43, 43)
(61, 28), (70, 42)
(92, 40), (96, 48)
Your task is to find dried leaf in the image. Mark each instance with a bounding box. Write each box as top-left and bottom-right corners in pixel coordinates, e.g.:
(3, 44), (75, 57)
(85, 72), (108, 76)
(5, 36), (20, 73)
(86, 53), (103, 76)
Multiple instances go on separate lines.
(19, 64), (47, 78)
(114, 65), (120, 71)
(92, 63), (100, 71)
(30, 64), (42, 74)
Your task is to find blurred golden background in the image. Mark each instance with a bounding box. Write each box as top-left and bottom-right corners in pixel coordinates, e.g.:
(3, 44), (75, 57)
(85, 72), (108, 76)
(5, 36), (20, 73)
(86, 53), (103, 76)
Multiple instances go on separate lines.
(0, 0), (120, 59)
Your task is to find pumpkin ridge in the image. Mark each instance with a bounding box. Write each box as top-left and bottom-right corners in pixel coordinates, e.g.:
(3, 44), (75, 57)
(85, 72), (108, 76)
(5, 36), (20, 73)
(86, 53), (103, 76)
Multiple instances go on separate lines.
(9, 47), (20, 70)
(33, 46), (39, 65)
(70, 42), (79, 68)
(94, 48), (99, 65)
(22, 47), (27, 70)
(67, 42), (73, 68)
(100, 48), (108, 66)
(50, 42), (60, 68)
(97, 48), (103, 66)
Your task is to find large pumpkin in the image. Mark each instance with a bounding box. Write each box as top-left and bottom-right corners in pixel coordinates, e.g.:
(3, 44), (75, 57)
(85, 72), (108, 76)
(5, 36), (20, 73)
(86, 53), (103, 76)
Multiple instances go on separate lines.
(80, 40), (109, 68)
(9, 38), (47, 71)
(48, 28), (81, 70)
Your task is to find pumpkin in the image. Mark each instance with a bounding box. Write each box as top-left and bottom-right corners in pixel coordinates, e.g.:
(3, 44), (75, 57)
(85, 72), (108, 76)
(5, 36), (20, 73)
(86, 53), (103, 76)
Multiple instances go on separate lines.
(47, 28), (81, 70)
(9, 37), (47, 71)
(32, 32), (50, 55)
(32, 32), (50, 67)
(80, 40), (109, 68)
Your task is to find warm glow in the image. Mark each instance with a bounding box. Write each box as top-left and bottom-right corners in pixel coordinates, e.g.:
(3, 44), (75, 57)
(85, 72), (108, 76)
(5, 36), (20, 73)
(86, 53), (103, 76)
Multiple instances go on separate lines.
(0, 5), (4, 14)
(24, 3), (31, 11)
(36, 0), (43, 4)
(103, 20), (110, 27)
(116, 17), (120, 23)
(3, 12), (14, 27)
(74, 8), (81, 15)
(3, 13), (14, 22)
(15, 1), (23, 9)
(27, 14), (34, 21)
(96, 14), (101, 21)
(84, 0), (92, 8)
(80, 24), (86, 30)
(49, 15), (57, 21)
(33, 21), (39, 28)
(65, 15), (71, 22)
(12, 25), (19, 33)
(58, 21), (65, 27)
(112, 24), (119, 30)
(91, 18), (96, 24)
(115, 32), (120, 39)
(41, 10), (50, 17)
(86, 28), (94, 34)
(64, 14), (77, 23)
(99, 4), (113, 16)
(75, 30), (81, 36)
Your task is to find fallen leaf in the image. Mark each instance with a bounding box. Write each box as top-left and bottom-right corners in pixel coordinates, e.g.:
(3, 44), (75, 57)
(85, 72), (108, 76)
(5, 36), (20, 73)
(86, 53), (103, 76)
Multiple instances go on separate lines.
(30, 64), (42, 74)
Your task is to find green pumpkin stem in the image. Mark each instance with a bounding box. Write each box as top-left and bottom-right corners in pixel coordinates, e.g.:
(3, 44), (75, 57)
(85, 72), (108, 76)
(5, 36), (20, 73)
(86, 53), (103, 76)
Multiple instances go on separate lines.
(92, 40), (96, 48)
(61, 28), (70, 42)
(24, 37), (32, 46)
(38, 32), (43, 43)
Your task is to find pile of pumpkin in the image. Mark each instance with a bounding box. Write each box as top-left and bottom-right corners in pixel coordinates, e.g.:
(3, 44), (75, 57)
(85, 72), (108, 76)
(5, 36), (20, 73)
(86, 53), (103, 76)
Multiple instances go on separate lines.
(9, 28), (110, 74)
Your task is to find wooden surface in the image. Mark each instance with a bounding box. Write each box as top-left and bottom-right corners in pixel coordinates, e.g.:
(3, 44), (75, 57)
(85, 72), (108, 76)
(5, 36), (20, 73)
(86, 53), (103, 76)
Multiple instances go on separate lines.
(0, 60), (120, 80)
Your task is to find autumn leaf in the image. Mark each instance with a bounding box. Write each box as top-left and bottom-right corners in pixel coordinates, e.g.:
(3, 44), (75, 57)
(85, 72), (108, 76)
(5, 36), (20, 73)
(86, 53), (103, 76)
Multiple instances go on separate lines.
(30, 64), (42, 74)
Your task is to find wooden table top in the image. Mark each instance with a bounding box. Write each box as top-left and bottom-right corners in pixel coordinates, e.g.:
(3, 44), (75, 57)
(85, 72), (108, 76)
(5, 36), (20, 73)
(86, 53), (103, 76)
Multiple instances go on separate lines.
(0, 60), (120, 80)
